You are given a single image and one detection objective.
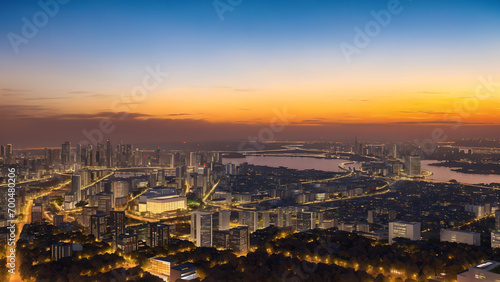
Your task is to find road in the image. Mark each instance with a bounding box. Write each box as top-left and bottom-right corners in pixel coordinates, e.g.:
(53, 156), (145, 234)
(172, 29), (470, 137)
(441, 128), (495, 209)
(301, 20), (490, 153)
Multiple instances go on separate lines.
(7, 178), (70, 282)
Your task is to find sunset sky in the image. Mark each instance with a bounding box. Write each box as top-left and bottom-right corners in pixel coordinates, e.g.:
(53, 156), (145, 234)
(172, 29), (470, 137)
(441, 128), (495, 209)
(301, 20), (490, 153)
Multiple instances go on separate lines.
(1, 0), (500, 147)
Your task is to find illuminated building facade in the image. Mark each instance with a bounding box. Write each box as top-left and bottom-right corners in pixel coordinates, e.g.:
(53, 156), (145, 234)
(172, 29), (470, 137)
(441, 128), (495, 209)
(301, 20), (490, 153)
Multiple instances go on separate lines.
(145, 195), (187, 214)
(440, 229), (480, 246)
(191, 211), (212, 247)
(149, 257), (176, 278)
(457, 261), (500, 281)
(388, 221), (421, 244)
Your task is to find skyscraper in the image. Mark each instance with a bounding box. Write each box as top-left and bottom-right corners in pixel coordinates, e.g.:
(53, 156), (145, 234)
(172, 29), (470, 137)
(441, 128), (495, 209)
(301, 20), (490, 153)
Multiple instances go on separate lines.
(0, 145), (4, 157)
(405, 155), (421, 176)
(71, 174), (82, 203)
(261, 212), (270, 229)
(239, 210), (258, 233)
(229, 226), (249, 254)
(191, 211), (212, 247)
(76, 144), (82, 164)
(149, 223), (170, 248)
(213, 210), (231, 231)
(6, 144), (13, 158)
(117, 234), (138, 254)
(90, 214), (107, 240)
(110, 211), (126, 245)
(61, 141), (71, 165)
(296, 211), (315, 231)
(106, 140), (113, 168)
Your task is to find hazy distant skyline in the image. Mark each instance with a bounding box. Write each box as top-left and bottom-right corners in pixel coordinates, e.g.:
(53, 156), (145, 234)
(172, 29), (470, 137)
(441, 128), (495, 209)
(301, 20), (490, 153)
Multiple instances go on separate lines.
(1, 0), (499, 147)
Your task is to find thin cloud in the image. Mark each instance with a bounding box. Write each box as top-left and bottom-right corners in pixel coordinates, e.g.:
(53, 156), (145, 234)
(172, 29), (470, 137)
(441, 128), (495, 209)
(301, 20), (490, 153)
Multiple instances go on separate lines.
(164, 113), (193, 117)
(46, 111), (152, 120)
(2, 88), (29, 92)
(417, 91), (449, 95)
(86, 94), (114, 98)
(213, 86), (256, 92)
(24, 97), (72, 101)
(68, 91), (94, 94)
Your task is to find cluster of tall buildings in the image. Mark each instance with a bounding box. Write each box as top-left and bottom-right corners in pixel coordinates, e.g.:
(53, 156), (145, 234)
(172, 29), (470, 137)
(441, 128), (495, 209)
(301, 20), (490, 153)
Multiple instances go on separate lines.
(0, 144), (13, 163)
(191, 210), (250, 254)
(64, 169), (112, 209)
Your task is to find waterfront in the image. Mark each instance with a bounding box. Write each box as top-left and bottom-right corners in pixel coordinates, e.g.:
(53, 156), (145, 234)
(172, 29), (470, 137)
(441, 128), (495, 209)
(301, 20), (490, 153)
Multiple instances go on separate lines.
(223, 156), (500, 185)
(421, 160), (500, 185)
(223, 155), (360, 172)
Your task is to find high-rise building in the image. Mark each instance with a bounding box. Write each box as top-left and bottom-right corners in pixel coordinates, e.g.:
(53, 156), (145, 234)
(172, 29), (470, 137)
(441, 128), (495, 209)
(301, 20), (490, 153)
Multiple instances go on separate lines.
(404, 156), (421, 176)
(149, 223), (170, 248)
(492, 232), (500, 248)
(296, 211), (315, 231)
(277, 207), (284, 227)
(79, 206), (98, 229)
(392, 144), (398, 158)
(467, 204), (486, 218)
(71, 174), (82, 203)
(388, 210), (397, 221)
(388, 221), (421, 244)
(90, 214), (107, 240)
(106, 140), (113, 168)
(116, 234), (138, 254)
(495, 210), (500, 230)
(51, 242), (73, 261)
(110, 211), (126, 244)
(239, 210), (258, 233)
(0, 145), (4, 157)
(191, 211), (212, 247)
(31, 203), (43, 225)
(261, 212), (271, 229)
(76, 144), (82, 164)
(367, 210), (376, 224)
(53, 214), (65, 227)
(6, 144), (13, 158)
(440, 229), (480, 246)
(190, 152), (201, 167)
(61, 141), (71, 165)
(213, 210), (231, 231)
(229, 226), (249, 254)
(213, 230), (230, 249)
(94, 193), (114, 213)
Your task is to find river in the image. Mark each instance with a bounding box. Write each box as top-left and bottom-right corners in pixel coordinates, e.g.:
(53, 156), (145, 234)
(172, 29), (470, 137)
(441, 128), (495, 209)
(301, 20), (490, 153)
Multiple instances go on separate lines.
(222, 156), (500, 185)
(421, 160), (500, 185)
(222, 155), (360, 172)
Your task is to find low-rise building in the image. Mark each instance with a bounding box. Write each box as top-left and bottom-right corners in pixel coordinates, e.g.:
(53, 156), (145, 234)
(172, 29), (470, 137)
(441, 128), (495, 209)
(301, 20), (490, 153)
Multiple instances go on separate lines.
(440, 229), (480, 246)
